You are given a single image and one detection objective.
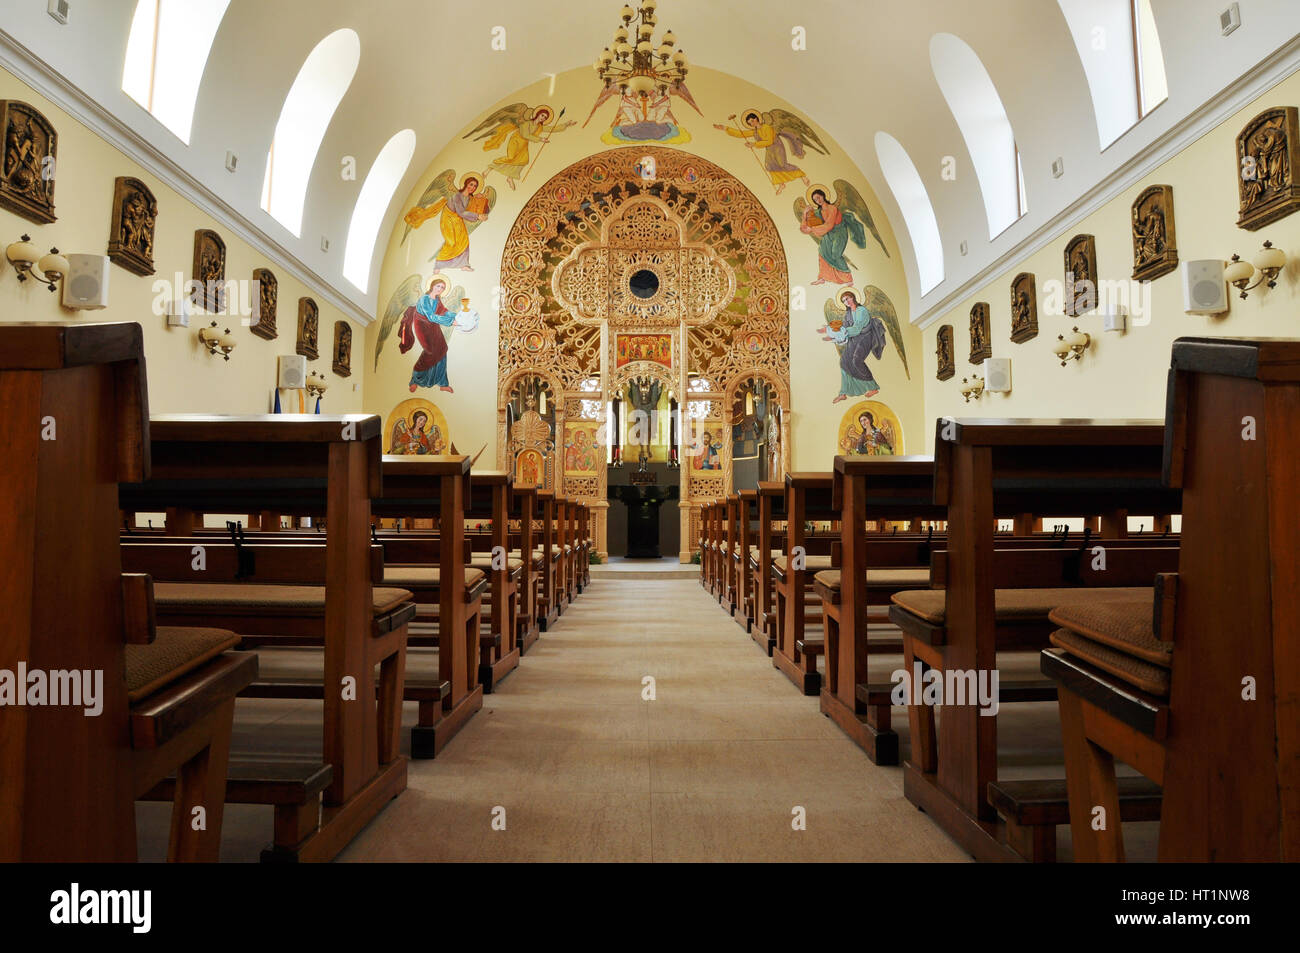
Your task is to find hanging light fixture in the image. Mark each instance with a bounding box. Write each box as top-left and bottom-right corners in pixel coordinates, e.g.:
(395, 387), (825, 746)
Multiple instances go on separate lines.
(593, 1), (687, 103)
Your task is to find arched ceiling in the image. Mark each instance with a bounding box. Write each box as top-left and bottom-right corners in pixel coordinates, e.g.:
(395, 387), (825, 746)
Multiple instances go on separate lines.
(2, 0), (1297, 323)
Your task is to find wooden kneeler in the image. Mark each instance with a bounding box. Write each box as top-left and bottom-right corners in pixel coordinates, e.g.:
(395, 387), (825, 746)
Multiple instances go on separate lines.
(0, 323), (254, 862)
(1047, 337), (1300, 862)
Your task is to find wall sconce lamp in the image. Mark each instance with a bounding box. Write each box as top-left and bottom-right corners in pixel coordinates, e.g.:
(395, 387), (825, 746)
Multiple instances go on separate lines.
(305, 371), (329, 398)
(198, 320), (236, 361)
(1225, 241), (1287, 299)
(6, 234), (68, 292)
(1053, 326), (1091, 366)
(959, 375), (985, 402)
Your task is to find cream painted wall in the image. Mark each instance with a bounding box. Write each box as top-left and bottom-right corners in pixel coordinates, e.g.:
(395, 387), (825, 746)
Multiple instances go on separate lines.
(0, 67), (365, 415)
(919, 70), (1300, 451)
(366, 66), (923, 469)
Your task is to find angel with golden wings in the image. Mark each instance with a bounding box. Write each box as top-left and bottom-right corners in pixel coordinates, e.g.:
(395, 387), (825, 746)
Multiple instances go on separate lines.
(714, 107), (827, 194)
(795, 180), (890, 285)
(463, 103), (575, 190)
(400, 169), (496, 271)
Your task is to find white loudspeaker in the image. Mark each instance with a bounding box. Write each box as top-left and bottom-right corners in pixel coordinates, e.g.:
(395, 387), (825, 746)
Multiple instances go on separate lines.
(984, 357), (1012, 394)
(1182, 259), (1228, 315)
(278, 354), (307, 390)
(167, 296), (192, 328)
(61, 254), (110, 310)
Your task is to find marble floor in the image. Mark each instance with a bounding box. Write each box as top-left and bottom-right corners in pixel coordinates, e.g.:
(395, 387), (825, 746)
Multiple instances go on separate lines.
(137, 576), (1158, 861)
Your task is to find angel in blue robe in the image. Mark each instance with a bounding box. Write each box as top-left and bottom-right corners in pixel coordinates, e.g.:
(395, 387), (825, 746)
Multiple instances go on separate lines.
(823, 289), (885, 402)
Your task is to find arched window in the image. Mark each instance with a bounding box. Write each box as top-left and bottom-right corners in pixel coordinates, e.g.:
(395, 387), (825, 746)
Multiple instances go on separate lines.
(342, 129), (417, 292)
(930, 33), (1026, 239)
(121, 0), (230, 144)
(260, 29), (361, 236)
(874, 132), (944, 295)
(1057, 0), (1169, 149)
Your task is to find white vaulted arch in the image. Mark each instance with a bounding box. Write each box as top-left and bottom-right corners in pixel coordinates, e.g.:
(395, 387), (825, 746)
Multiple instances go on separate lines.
(930, 33), (1025, 239)
(261, 28), (361, 237)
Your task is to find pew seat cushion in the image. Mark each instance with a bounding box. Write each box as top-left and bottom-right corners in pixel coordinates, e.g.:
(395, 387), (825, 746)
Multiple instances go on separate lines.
(891, 586), (1152, 626)
(1048, 628), (1170, 697)
(1048, 600), (1169, 666)
(125, 626), (240, 703)
(382, 567), (487, 589)
(470, 556), (524, 572)
(814, 568), (931, 592)
(772, 554), (834, 573)
(155, 583), (414, 616)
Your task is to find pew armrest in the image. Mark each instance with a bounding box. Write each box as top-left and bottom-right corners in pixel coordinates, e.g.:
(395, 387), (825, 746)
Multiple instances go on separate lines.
(122, 573), (157, 645)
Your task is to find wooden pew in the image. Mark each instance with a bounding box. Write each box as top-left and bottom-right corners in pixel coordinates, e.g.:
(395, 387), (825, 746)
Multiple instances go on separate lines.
(751, 482), (786, 655)
(372, 455), (484, 755)
(734, 489), (757, 632)
(773, 473), (838, 694)
(118, 413), (410, 862)
(535, 491), (560, 630)
(819, 457), (943, 764)
(1, 322), (256, 862)
(721, 494), (739, 614)
(511, 483), (541, 653)
(890, 417), (1181, 861)
(1045, 337), (1300, 862)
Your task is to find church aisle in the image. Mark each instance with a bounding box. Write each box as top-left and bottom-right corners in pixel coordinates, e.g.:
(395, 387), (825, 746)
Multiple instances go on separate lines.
(339, 578), (969, 862)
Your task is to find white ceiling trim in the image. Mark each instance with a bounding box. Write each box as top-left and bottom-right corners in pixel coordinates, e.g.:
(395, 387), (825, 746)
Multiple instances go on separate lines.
(0, 27), (374, 326)
(913, 34), (1300, 331)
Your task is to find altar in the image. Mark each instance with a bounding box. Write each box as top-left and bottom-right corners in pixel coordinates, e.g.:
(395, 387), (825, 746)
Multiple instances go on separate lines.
(608, 480), (679, 559)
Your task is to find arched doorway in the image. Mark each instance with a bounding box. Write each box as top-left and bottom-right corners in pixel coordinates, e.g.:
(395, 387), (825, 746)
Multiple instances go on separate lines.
(497, 147), (791, 560)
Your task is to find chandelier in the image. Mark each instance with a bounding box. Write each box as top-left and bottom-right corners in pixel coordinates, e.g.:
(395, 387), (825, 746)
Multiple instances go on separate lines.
(593, 1), (688, 98)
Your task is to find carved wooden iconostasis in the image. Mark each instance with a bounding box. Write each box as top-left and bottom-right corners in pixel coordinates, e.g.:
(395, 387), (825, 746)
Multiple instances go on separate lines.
(497, 147), (791, 559)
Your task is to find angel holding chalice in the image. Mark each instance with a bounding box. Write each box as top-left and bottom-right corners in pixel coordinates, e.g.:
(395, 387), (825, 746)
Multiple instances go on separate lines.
(380, 273), (480, 394)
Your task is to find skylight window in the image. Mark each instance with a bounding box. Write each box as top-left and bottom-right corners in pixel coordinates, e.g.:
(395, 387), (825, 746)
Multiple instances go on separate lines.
(1057, 0), (1169, 149)
(343, 129), (417, 293)
(874, 132), (944, 296)
(261, 29), (361, 237)
(121, 0), (230, 144)
(930, 33), (1026, 239)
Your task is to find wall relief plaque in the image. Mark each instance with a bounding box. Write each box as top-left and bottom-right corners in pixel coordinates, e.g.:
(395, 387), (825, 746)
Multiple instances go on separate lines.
(1009, 272), (1038, 343)
(106, 176), (157, 276)
(333, 321), (352, 377)
(0, 100), (57, 224)
(1236, 106), (1300, 231)
(969, 302), (991, 364)
(191, 228), (226, 312)
(1131, 184), (1178, 281)
(936, 325), (955, 381)
(1064, 233), (1097, 317)
(296, 297), (319, 360)
(251, 268), (277, 340)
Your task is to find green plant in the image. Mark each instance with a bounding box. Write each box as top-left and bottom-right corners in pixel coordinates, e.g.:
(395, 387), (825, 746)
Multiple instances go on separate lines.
(690, 549), (702, 564)
(589, 551), (604, 565)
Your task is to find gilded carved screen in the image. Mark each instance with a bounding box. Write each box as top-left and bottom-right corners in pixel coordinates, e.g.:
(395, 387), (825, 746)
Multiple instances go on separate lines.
(497, 147), (791, 555)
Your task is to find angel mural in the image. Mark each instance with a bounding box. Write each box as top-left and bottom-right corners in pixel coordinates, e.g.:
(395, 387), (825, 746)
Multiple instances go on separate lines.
(390, 408), (447, 455)
(373, 274), (480, 392)
(840, 408), (897, 456)
(463, 104), (575, 191)
(585, 82), (701, 145)
(795, 181), (889, 285)
(714, 108), (827, 194)
(821, 286), (909, 403)
(400, 170), (496, 270)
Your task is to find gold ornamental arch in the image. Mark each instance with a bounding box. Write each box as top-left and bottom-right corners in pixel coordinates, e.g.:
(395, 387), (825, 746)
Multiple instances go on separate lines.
(496, 146), (791, 558)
